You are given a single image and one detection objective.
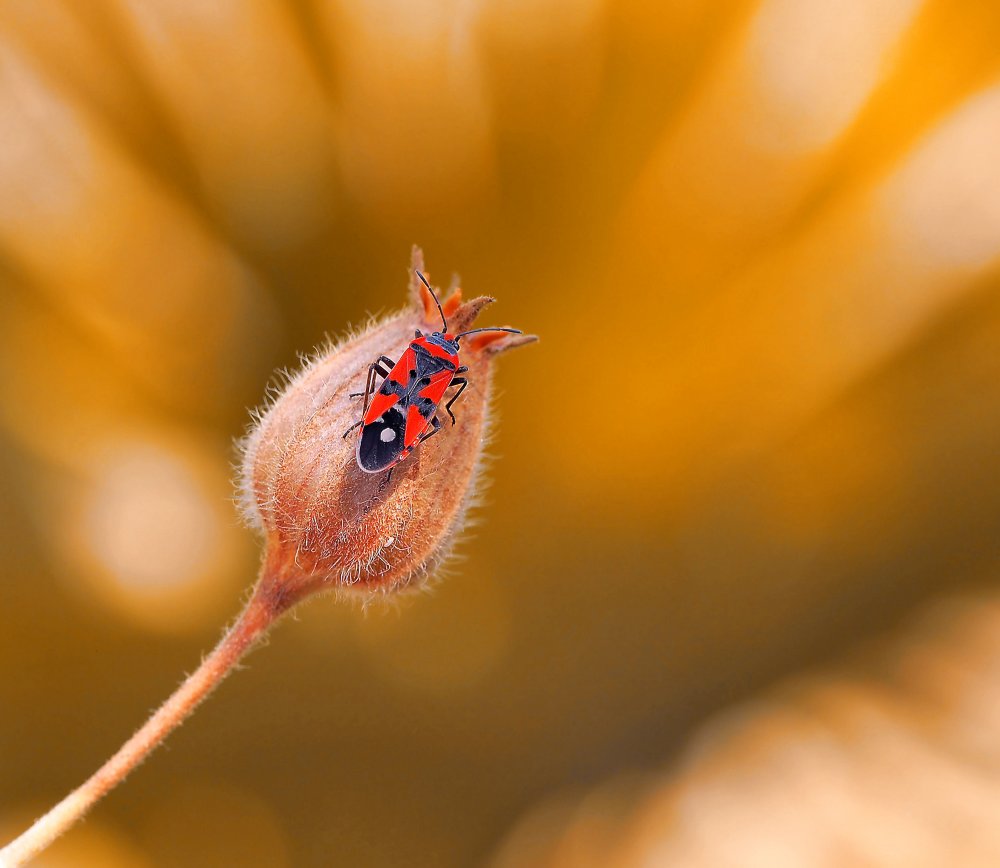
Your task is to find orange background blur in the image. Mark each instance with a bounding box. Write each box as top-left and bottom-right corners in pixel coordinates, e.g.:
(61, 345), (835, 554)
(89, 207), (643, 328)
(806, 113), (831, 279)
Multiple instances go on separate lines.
(2, 2), (1000, 866)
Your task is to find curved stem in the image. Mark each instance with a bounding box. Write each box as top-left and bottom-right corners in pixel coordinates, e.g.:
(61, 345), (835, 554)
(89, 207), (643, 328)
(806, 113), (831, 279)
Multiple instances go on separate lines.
(0, 585), (284, 867)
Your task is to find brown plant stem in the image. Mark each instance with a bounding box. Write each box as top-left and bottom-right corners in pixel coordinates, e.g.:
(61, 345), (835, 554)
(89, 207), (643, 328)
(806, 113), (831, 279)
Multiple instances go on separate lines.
(0, 572), (289, 868)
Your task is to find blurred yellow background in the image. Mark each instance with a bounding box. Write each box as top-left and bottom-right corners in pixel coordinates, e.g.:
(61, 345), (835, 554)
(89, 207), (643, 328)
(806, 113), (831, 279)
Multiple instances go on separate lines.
(1, 1), (1000, 865)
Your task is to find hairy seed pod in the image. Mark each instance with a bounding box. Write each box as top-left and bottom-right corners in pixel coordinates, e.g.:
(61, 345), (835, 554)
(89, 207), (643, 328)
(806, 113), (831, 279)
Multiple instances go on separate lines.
(0, 252), (535, 865)
(240, 247), (536, 606)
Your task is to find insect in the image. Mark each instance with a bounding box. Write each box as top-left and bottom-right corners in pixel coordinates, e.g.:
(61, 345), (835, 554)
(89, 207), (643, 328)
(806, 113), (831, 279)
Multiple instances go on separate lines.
(343, 272), (522, 476)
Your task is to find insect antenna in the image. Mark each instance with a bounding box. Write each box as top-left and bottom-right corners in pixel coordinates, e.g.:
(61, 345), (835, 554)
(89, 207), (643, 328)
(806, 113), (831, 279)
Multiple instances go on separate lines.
(415, 270), (448, 332)
(454, 327), (523, 340)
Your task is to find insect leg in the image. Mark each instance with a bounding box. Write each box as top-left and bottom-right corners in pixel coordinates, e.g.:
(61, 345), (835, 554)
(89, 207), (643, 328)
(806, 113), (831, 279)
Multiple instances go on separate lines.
(418, 415), (443, 443)
(443, 378), (468, 425)
(341, 419), (363, 440)
(350, 356), (396, 398)
(345, 354), (398, 436)
(361, 355), (399, 415)
(358, 363), (379, 407)
(348, 366), (376, 400)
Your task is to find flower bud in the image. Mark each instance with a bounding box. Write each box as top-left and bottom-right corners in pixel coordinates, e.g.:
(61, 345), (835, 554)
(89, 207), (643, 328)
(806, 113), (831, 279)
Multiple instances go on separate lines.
(240, 247), (535, 606)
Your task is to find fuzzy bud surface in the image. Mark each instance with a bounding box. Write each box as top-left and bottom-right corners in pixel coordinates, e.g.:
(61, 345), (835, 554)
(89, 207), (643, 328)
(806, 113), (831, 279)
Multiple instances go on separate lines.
(240, 248), (535, 605)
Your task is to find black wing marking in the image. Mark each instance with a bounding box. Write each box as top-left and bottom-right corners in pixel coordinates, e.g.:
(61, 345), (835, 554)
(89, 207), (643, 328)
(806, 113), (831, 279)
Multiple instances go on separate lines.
(357, 405), (408, 472)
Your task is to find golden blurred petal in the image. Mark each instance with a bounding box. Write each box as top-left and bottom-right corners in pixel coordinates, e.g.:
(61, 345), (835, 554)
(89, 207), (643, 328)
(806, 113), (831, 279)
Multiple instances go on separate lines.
(495, 594), (1000, 867)
(106, 0), (338, 248)
(0, 37), (276, 411)
(0, 1), (153, 146)
(878, 83), (1000, 276)
(479, 0), (606, 149)
(744, 0), (923, 154)
(322, 0), (497, 228)
(597, 76), (1000, 507)
(0, 297), (140, 467)
(621, 0), (923, 291)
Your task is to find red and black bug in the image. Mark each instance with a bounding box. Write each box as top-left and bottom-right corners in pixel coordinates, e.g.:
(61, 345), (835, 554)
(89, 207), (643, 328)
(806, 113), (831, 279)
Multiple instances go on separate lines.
(343, 272), (522, 475)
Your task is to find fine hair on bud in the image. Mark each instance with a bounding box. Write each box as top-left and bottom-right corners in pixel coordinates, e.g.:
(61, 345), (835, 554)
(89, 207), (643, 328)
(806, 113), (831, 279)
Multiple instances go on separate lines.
(240, 246), (537, 609)
(0, 247), (535, 868)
